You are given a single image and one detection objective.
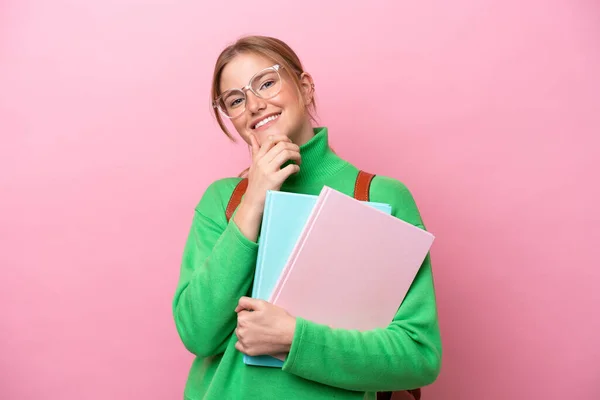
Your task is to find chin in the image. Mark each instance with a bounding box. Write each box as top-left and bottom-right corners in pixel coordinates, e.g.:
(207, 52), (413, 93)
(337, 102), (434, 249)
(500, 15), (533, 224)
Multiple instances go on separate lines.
(256, 126), (291, 143)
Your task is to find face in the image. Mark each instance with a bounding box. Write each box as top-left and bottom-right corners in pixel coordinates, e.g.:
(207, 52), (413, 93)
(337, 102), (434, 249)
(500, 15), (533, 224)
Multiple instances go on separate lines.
(218, 53), (314, 146)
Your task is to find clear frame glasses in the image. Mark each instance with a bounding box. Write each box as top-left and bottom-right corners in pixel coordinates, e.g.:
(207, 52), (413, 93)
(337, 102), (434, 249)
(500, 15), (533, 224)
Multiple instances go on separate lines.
(213, 64), (283, 119)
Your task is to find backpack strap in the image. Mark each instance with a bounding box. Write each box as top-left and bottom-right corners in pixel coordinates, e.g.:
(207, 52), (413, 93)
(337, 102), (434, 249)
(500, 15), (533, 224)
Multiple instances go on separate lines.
(224, 170), (375, 222)
(225, 178), (248, 223)
(354, 170), (375, 201)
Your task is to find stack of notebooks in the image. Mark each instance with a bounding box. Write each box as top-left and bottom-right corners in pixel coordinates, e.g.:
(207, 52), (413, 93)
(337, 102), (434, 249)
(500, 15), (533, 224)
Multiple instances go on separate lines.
(243, 186), (435, 367)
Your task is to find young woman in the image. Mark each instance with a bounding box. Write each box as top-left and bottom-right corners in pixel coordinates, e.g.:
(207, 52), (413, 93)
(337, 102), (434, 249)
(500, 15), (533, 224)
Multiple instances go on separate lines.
(172, 35), (441, 400)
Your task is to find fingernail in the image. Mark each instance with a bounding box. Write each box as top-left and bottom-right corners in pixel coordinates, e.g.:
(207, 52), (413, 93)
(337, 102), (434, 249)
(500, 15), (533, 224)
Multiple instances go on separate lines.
(268, 135), (273, 141)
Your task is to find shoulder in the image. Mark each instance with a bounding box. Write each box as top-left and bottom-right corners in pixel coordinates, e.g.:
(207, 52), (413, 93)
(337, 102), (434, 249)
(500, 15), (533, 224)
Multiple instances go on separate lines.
(194, 177), (245, 218)
(369, 174), (413, 201)
(369, 174), (425, 228)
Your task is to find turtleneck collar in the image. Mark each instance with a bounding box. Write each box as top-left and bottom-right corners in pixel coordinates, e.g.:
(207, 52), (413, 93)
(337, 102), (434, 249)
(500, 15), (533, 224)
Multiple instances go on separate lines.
(281, 126), (350, 189)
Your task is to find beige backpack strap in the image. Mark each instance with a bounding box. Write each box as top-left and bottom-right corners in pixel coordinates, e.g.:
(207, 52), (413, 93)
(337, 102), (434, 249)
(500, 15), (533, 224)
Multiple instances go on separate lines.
(225, 178), (248, 222)
(354, 170), (375, 201)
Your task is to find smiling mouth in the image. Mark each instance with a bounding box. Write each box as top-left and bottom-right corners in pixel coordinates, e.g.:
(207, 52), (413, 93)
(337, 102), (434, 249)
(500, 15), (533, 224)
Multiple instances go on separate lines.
(253, 113), (281, 129)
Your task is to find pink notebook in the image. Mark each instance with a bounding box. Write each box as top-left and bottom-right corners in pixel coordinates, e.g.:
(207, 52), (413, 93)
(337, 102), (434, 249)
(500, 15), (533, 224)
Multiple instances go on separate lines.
(269, 186), (435, 331)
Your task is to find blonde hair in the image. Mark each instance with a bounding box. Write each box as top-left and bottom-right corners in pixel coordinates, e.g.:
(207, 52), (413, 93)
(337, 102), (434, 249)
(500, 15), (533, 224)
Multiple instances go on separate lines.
(210, 35), (317, 141)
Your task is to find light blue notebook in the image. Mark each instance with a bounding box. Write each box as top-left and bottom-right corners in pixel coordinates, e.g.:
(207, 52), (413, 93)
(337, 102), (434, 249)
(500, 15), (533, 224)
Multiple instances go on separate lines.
(243, 190), (392, 367)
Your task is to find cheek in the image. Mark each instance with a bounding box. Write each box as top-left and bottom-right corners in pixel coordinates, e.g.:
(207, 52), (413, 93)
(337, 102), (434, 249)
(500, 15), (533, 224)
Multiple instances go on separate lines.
(230, 112), (250, 132)
(228, 117), (252, 143)
(274, 97), (303, 127)
(231, 118), (246, 132)
(270, 83), (300, 111)
(276, 91), (297, 110)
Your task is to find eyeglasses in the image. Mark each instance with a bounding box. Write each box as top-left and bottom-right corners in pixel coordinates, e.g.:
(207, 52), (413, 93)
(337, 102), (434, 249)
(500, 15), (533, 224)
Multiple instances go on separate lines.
(213, 64), (283, 119)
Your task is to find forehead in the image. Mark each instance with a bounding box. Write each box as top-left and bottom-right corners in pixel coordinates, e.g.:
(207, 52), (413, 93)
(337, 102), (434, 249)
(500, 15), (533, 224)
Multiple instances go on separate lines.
(220, 53), (275, 92)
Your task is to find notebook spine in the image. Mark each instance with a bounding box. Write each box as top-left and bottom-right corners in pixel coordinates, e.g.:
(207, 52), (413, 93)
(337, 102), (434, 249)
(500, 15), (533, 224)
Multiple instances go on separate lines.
(252, 190), (273, 298)
(270, 187), (332, 303)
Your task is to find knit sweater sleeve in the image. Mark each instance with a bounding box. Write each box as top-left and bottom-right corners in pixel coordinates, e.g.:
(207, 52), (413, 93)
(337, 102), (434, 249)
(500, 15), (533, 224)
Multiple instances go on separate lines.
(281, 176), (442, 392)
(172, 179), (258, 358)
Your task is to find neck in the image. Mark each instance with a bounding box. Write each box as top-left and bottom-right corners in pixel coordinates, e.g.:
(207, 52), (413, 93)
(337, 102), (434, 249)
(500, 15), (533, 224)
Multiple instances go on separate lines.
(290, 118), (316, 146)
(281, 127), (350, 189)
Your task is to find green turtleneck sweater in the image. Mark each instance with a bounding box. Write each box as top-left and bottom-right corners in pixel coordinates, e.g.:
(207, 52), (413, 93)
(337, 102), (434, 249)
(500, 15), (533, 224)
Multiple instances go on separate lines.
(172, 127), (441, 400)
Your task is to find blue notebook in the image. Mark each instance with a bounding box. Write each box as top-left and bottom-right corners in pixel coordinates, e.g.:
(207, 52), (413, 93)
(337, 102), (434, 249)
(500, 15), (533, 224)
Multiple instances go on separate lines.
(243, 190), (392, 367)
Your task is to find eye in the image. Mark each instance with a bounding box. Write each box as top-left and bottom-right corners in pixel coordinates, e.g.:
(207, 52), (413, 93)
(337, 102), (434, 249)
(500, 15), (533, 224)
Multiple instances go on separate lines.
(229, 97), (244, 108)
(259, 80), (275, 90)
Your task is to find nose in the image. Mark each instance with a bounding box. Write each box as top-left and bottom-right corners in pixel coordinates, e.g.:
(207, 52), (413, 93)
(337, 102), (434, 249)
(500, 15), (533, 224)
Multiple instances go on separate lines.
(245, 90), (266, 115)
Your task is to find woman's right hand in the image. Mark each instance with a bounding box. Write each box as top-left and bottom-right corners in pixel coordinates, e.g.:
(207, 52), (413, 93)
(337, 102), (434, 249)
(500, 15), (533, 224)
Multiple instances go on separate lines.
(233, 133), (301, 242)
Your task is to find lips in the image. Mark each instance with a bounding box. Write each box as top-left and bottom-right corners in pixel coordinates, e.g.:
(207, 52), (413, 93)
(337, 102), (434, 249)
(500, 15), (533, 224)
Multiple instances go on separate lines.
(251, 112), (281, 129)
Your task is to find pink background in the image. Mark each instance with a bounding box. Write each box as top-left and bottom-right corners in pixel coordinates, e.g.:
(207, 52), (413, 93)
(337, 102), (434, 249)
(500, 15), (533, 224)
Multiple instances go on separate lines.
(1, 0), (599, 399)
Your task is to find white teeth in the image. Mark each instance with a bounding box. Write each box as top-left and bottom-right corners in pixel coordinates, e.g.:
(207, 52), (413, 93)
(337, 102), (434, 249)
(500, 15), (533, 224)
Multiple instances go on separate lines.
(255, 113), (280, 129)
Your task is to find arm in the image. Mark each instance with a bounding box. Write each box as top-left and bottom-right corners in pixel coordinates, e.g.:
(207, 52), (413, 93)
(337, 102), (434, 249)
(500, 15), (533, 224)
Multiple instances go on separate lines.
(282, 252), (441, 392)
(282, 177), (442, 391)
(173, 134), (302, 358)
(172, 184), (259, 358)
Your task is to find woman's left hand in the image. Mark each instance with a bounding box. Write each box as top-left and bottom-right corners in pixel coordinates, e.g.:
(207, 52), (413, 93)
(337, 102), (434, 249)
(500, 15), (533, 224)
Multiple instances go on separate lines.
(234, 296), (297, 359)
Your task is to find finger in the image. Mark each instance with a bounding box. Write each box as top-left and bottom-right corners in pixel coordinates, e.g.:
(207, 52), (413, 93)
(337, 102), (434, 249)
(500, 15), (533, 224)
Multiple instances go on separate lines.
(266, 134), (292, 144)
(274, 163), (300, 181)
(270, 150), (302, 170)
(234, 298), (248, 313)
(236, 296), (261, 312)
(249, 132), (260, 157)
(256, 135), (291, 159)
(264, 142), (301, 164)
(255, 135), (276, 159)
(236, 310), (252, 324)
(234, 296), (248, 313)
(235, 341), (244, 353)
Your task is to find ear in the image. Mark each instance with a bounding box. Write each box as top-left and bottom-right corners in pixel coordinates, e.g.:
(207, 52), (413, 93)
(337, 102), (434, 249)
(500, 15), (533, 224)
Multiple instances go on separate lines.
(299, 72), (315, 106)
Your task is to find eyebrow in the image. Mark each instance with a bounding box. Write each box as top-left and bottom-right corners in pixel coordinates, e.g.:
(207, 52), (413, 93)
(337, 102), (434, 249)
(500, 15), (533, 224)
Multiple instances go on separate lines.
(219, 73), (245, 94)
(222, 90), (241, 98)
